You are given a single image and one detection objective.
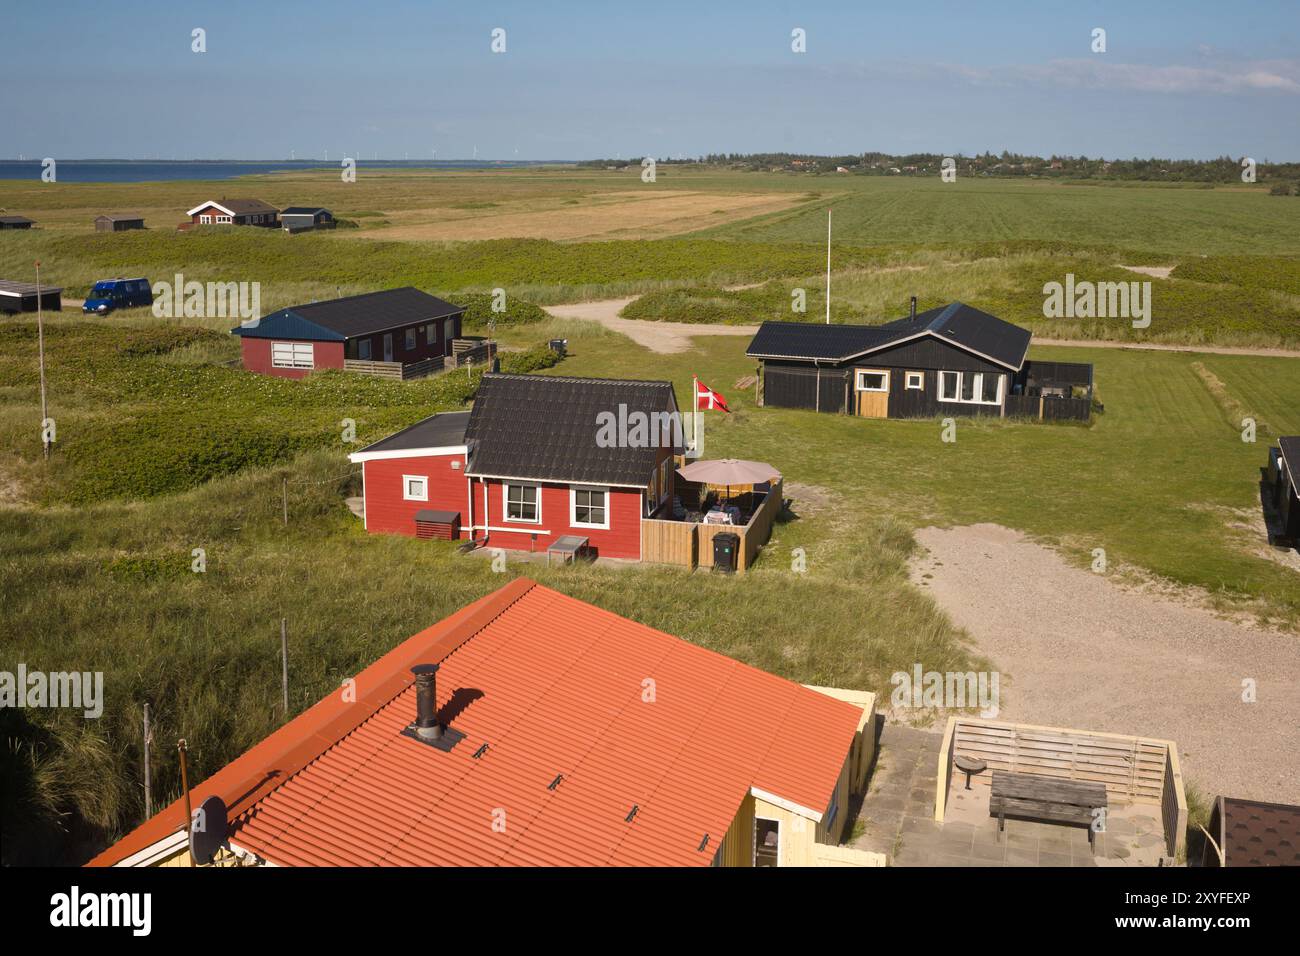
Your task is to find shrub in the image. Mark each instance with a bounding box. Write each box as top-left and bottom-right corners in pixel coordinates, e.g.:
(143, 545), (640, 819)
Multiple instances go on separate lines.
(454, 291), (548, 330)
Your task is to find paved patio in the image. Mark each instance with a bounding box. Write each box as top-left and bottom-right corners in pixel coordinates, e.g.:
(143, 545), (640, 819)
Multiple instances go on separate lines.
(851, 724), (1170, 867)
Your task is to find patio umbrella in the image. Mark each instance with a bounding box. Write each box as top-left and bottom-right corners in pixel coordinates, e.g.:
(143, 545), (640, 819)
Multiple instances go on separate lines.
(676, 459), (781, 511)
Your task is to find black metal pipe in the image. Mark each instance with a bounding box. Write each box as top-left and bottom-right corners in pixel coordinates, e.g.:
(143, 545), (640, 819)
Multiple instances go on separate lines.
(412, 664), (442, 740)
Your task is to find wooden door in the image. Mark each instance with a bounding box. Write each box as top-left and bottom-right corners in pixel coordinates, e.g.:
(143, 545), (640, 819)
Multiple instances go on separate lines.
(854, 369), (890, 418)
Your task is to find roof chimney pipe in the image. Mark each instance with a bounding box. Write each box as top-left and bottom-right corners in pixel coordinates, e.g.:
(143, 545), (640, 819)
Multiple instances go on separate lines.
(910, 296), (917, 320)
(412, 664), (442, 741)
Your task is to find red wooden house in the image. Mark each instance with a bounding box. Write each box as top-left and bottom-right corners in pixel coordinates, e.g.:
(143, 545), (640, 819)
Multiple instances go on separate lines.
(185, 198), (280, 227)
(231, 287), (465, 379)
(349, 374), (682, 560)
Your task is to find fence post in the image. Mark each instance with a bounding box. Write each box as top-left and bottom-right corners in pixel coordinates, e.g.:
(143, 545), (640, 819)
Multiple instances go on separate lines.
(280, 618), (289, 715)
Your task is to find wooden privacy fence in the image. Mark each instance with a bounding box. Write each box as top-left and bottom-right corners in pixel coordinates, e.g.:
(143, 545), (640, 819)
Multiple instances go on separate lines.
(640, 517), (696, 567)
(641, 479), (784, 573)
(448, 338), (496, 368)
(1004, 393), (1092, 422)
(936, 717), (1186, 858)
(343, 358), (437, 381)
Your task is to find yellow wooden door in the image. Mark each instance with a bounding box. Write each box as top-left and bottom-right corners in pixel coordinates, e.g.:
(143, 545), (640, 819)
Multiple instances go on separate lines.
(855, 369), (890, 418)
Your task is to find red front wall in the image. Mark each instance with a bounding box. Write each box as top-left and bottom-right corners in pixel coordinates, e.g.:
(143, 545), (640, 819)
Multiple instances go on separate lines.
(240, 338), (345, 379)
(472, 478), (643, 560)
(362, 453), (470, 537)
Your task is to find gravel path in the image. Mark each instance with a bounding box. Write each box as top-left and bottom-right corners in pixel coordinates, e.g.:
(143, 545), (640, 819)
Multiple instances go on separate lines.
(543, 295), (1300, 358)
(910, 523), (1300, 804)
(543, 297), (757, 354)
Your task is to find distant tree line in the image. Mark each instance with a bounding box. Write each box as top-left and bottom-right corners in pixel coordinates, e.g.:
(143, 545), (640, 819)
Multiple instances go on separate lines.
(578, 151), (1300, 184)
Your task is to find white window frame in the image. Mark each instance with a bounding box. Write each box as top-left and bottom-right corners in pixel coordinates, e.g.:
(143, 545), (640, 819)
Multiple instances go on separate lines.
(503, 482), (541, 524)
(855, 369), (890, 392)
(402, 475), (428, 502)
(216, 215), (232, 224)
(753, 816), (782, 867)
(904, 371), (924, 391)
(569, 485), (610, 530)
(271, 342), (314, 369)
(937, 370), (1003, 406)
(199, 214), (212, 224)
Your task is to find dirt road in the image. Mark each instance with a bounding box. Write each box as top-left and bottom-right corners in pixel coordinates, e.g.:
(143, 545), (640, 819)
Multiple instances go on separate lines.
(545, 295), (1300, 358)
(909, 523), (1300, 804)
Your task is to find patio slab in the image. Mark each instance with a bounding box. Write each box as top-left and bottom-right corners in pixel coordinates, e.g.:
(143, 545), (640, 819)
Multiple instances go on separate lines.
(851, 723), (1172, 867)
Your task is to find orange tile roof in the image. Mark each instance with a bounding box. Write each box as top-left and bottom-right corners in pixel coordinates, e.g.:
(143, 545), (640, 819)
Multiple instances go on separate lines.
(89, 579), (863, 867)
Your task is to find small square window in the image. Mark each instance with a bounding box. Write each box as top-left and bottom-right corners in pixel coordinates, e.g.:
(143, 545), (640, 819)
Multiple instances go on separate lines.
(403, 476), (428, 501)
(905, 371), (924, 390)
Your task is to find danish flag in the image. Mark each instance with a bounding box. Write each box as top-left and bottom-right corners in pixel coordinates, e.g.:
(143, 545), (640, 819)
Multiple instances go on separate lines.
(694, 377), (730, 413)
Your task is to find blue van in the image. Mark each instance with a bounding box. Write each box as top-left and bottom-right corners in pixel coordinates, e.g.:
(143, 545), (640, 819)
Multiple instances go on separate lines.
(83, 277), (153, 315)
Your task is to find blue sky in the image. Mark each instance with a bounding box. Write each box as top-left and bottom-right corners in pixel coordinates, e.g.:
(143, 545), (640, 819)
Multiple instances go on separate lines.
(4, 0), (1299, 160)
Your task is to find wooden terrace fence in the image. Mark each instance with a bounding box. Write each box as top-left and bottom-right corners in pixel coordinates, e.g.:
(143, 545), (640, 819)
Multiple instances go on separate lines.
(640, 478), (784, 573)
(935, 717), (1186, 858)
(342, 358), (438, 381)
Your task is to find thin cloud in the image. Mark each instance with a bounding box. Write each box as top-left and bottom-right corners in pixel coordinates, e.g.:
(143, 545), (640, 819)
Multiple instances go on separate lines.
(942, 58), (1300, 95)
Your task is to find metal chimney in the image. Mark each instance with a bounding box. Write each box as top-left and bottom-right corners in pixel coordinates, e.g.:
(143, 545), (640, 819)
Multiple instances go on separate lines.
(910, 296), (917, 320)
(412, 664), (442, 741)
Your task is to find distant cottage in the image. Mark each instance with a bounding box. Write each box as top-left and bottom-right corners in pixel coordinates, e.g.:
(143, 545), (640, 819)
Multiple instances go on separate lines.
(94, 214), (145, 232)
(746, 300), (1094, 422)
(231, 287), (465, 379)
(185, 198), (279, 228)
(279, 207), (334, 233)
(0, 215), (34, 230)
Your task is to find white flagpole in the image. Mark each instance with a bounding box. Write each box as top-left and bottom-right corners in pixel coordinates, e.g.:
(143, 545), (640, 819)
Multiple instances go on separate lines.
(692, 376), (702, 458)
(825, 208), (832, 325)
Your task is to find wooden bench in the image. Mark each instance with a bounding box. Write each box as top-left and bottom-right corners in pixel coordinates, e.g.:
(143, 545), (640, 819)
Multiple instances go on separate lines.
(990, 770), (1108, 853)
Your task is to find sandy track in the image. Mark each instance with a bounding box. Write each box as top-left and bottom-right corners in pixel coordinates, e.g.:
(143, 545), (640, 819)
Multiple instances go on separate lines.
(910, 523), (1300, 804)
(543, 298), (757, 353)
(544, 294), (1300, 358)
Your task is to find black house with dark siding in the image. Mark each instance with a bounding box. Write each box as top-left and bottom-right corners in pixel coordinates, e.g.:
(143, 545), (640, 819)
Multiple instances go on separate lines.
(1266, 437), (1300, 544)
(747, 301), (1093, 422)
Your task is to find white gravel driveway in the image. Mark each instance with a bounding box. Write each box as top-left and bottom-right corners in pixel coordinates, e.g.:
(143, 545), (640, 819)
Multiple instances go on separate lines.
(910, 523), (1300, 804)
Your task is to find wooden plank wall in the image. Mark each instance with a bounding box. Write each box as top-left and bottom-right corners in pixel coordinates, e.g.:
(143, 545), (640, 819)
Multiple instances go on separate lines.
(1162, 747), (1188, 859)
(342, 358), (436, 380)
(741, 478), (783, 569)
(950, 718), (1170, 803)
(640, 518), (695, 567)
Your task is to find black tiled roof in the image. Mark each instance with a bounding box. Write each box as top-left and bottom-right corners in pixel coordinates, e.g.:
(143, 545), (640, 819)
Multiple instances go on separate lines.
(745, 321), (897, 360)
(356, 410), (470, 453)
(465, 374), (680, 486)
(234, 287), (465, 340)
(746, 302), (1031, 370)
(1215, 797), (1300, 867)
(1279, 437), (1300, 496)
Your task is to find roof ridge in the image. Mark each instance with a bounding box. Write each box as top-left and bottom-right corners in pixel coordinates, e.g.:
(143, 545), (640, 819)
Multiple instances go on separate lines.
(484, 372), (675, 388)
